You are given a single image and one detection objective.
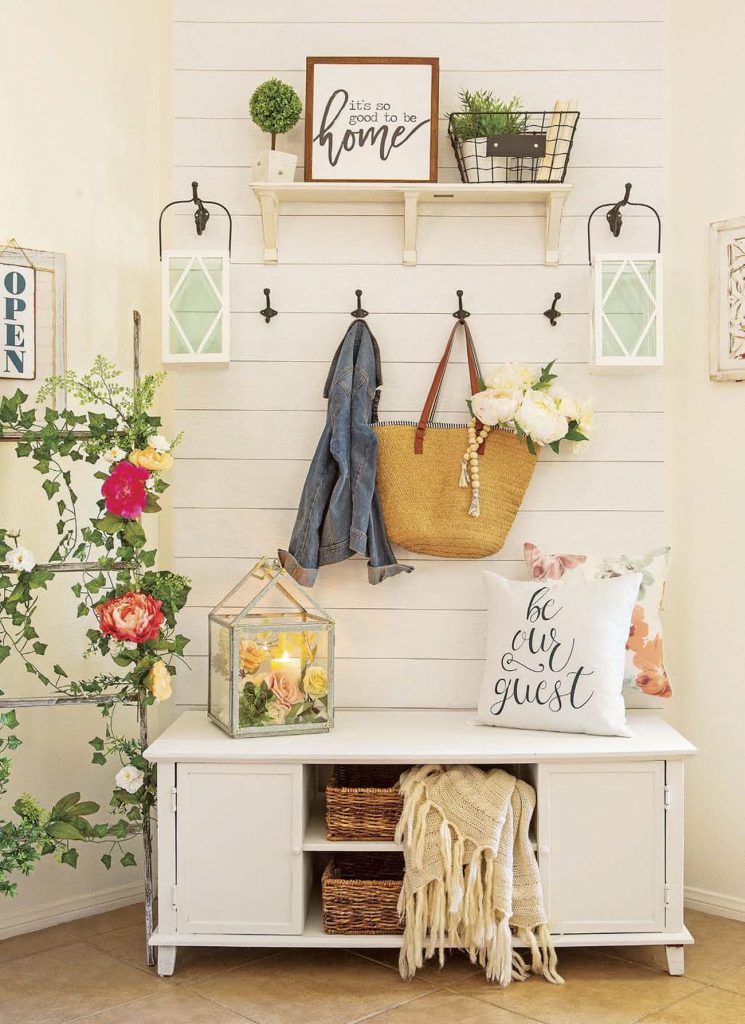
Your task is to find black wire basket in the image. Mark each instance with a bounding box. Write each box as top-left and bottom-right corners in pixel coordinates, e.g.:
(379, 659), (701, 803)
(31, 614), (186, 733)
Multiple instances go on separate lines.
(448, 110), (579, 184)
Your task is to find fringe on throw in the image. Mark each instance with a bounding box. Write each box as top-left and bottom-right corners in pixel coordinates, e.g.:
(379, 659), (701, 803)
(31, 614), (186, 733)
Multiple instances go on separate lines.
(395, 768), (563, 987)
(397, 845), (562, 985)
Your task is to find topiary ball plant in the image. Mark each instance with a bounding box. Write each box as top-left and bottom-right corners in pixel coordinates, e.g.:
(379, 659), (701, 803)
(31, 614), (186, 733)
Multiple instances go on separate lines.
(249, 78), (302, 150)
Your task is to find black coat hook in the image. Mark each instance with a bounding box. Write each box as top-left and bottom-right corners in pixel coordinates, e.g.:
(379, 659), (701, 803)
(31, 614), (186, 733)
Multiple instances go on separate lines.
(452, 289), (470, 321)
(543, 292), (562, 327)
(351, 289), (368, 319)
(158, 180), (234, 258)
(586, 181), (662, 264)
(606, 182), (632, 238)
(192, 182), (210, 235)
(260, 288), (277, 324)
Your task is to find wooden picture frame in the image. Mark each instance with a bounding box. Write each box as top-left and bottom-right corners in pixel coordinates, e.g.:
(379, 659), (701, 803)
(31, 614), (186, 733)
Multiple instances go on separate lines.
(709, 216), (745, 381)
(305, 57), (439, 183)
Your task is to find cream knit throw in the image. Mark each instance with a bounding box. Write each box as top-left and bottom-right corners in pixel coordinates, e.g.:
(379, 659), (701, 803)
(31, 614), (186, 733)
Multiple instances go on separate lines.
(395, 764), (563, 986)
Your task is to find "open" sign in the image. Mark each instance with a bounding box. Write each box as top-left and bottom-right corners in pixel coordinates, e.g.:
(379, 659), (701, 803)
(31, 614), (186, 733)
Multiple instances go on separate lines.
(1, 263), (36, 380)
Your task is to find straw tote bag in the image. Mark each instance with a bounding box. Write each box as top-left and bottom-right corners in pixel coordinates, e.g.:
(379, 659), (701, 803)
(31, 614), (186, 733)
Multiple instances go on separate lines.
(374, 320), (537, 558)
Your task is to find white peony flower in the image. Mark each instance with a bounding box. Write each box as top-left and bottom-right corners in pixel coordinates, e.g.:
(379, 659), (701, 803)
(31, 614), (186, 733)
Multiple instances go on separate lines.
(553, 388), (581, 423)
(515, 390), (568, 446)
(147, 434), (171, 454)
(102, 446), (126, 463)
(6, 546), (36, 573)
(484, 362), (539, 392)
(145, 477), (156, 492)
(575, 402), (594, 439)
(115, 765), (144, 794)
(471, 387), (521, 426)
(265, 702), (288, 725)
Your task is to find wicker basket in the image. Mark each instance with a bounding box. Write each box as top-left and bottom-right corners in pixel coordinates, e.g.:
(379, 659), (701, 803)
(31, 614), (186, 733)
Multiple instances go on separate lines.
(325, 765), (405, 842)
(322, 853), (404, 935)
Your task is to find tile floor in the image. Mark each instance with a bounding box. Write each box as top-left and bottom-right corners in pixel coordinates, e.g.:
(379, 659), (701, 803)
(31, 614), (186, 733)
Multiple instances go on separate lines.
(1, 906), (744, 1023)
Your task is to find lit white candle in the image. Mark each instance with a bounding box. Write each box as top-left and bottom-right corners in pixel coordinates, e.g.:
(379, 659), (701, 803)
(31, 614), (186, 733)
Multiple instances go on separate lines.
(270, 649), (302, 687)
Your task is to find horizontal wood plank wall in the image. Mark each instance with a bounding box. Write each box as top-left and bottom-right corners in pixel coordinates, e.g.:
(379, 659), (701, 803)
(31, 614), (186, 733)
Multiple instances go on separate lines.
(167, 0), (664, 723)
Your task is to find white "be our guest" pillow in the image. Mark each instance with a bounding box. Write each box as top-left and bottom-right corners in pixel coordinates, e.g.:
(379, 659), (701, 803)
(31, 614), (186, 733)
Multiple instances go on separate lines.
(477, 571), (642, 737)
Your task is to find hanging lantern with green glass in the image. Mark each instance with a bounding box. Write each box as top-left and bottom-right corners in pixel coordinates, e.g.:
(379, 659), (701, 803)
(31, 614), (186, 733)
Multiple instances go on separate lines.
(587, 184), (663, 371)
(161, 250), (230, 364)
(158, 182), (232, 365)
(591, 253), (663, 369)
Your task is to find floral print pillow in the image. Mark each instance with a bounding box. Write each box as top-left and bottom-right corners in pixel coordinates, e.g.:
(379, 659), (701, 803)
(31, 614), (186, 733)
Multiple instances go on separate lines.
(523, 543), (672, 698)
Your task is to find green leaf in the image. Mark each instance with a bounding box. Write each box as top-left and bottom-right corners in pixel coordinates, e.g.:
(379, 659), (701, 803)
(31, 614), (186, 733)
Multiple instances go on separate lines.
(91, 752), (107, 766)
(89, 736), (105, 751)
(60, 848), (79, 868)
(526, 436), (537, 456)
(53, 664), (68, 678)
(71, 800), (100, 817)
(47, 821), (85, 841)
(0, 645), (10, 663)
(120, 851), (137, 868)
(32, 641), (47, 656)
(51, 792), (81, 818)
(101, 853), (112, 870)
(549, 440), (561, 454)
(42, 479), (61, 500)
(1, 710), (19, 729)
(123, 521), (145, 548)
(96, 513), (123, 534)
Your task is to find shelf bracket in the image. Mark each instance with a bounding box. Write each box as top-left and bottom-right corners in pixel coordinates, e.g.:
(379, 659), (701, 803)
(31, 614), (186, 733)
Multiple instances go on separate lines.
(544, 189), (569, 266)
(255, 188), (280, 264)
(403, 190), (419, 266)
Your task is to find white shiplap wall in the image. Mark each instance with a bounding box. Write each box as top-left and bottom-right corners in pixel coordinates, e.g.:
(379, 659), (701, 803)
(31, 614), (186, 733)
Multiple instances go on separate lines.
(167, 0), (664, 718)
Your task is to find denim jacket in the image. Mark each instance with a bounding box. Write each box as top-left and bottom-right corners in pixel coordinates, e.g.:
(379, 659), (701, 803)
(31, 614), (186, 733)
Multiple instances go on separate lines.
(279, 320), (413, 586)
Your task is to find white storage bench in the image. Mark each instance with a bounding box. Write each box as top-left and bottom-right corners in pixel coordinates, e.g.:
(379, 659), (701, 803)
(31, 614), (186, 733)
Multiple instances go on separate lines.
(145, 709), (696, 978)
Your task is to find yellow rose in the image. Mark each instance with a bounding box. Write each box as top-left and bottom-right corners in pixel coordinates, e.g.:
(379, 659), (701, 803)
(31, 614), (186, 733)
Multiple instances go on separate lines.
(129, 446), (174, 472)
(239, 638), (263, 675)
(148, 660), (172, 702)
(303, 666), (328, 699)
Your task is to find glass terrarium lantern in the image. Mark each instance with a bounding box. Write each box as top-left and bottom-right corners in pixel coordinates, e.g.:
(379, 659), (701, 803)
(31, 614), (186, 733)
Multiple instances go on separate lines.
(208, 558), (334, 738)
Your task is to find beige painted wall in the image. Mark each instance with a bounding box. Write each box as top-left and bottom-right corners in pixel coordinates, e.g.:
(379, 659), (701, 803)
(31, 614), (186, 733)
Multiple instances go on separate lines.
(665, 0), (745, 918)
(0, 1), (170, 935)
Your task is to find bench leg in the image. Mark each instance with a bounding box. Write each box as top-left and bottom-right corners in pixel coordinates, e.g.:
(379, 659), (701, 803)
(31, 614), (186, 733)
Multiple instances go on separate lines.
(157, 945), (177, 977)
(665, 945), (685, 976)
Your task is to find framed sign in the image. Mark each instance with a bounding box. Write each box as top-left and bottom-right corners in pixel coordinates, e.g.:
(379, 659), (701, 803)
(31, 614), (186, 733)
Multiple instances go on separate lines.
(1, 261), (35, 380)
(305, 57), (439, 183)
(709, 216), (745, 381)
(0, 242), (66, 408)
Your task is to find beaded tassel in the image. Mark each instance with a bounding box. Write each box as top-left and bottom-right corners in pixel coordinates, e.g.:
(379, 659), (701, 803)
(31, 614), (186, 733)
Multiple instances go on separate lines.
(461, 418), (491, 518)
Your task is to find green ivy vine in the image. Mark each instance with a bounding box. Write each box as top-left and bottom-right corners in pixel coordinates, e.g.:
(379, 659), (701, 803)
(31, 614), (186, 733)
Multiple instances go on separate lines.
(0, 358), (190, 896)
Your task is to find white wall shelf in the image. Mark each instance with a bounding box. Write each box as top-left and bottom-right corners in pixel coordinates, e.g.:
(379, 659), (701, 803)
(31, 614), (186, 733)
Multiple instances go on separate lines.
(249, 182), (573, 267)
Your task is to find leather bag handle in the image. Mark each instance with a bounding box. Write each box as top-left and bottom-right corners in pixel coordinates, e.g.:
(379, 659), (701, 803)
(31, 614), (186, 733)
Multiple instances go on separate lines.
(414, 320), (483, 454)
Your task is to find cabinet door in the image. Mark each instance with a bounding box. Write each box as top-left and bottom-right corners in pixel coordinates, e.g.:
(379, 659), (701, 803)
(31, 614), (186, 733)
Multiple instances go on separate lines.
(537, 761), (665, 934)
(176, 763), (306, 934)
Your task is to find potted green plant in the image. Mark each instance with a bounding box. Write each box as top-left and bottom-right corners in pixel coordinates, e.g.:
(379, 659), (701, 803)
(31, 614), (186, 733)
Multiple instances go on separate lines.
(449, 91), (526, 182)
(249, 78), (303, 182)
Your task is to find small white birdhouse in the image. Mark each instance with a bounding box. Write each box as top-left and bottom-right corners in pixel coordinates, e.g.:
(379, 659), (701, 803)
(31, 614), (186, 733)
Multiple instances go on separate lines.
(161, 250), (230, 364)
(590, 253), (663, 370)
